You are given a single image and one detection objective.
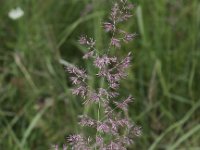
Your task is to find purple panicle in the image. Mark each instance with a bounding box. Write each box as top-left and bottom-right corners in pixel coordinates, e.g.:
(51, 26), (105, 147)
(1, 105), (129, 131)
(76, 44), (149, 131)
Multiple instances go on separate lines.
(58, 0), (141, 149)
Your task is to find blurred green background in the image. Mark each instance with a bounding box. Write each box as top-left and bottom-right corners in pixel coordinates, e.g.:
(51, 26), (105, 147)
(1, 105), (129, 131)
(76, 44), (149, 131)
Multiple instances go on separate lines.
(0, 0), (200, 149)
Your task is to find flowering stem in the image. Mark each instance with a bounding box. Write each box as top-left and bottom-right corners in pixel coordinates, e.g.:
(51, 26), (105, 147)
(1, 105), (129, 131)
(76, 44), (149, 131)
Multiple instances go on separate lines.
(64, 1), (141, 149)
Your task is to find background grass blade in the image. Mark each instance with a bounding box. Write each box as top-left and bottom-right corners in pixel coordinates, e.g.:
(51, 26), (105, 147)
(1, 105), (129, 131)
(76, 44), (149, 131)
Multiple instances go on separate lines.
(168, 125), (200, 150)
(149, 100), (200, 150)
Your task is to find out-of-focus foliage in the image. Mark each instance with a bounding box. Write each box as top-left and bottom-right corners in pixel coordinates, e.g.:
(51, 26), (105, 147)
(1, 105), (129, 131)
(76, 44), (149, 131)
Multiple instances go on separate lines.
(0, 0), (199, 149)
